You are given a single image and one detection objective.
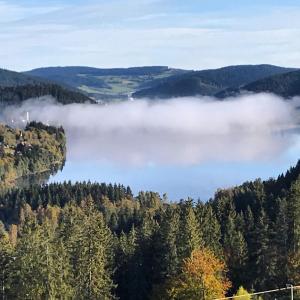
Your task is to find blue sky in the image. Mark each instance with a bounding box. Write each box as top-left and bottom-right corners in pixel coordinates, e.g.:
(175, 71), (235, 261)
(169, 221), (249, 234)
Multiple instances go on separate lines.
(1, 0), (300, 71)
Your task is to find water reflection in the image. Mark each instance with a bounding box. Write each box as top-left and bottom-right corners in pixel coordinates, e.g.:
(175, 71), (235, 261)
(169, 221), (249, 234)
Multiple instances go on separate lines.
(17, 164), (63, 187)
(1, 95), (300, 199)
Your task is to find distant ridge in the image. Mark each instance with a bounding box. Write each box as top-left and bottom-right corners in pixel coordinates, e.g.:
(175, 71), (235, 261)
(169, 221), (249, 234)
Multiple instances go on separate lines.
(241, 69), (300, 98)
(132, 64), (296, 99)
(25, 66), (188, 101)
(0, 68), (95, 104)
(0, 68), (41, 87)
(216, 69), (300, 98)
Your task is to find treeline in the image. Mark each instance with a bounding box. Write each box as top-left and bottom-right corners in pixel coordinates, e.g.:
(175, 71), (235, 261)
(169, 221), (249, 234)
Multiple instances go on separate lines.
(0, 162), (300, 299)
(0, 82), (94, 105)
(0, 122), (66, 187)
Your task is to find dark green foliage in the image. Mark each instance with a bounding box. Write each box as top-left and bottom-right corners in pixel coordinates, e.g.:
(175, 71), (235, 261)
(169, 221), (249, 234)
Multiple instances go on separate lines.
(223, 213), (248, 291)
(133, 74), (222, 98)
(218, 69), (300, 98)
(133, 64), (294, 98)
(1, 160), (300, 298)
(26, 66), (188, 101)
(243, 70), (300, 98)
(0, 122), (66, 187)
(287, 178), (300, 253)
(0, 68), (40, 87)
(0, 67), (94, 104)
(0, 82), (94, 105)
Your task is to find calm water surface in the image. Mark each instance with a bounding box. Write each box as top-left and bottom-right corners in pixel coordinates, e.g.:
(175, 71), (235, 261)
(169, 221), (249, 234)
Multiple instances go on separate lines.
(49, 134), (300, 200)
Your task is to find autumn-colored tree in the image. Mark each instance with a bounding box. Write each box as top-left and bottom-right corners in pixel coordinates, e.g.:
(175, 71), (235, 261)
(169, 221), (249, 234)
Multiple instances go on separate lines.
(234, 286), (251, 300)
(165, 247), (231, 300)
(287, 250), (300, 284)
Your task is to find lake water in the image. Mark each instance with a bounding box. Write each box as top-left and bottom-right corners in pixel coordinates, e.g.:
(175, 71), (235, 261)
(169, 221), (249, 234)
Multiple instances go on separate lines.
(49, 137), (300, 200)
(50, 130), (300, 201)
(2, 95), (300, 200)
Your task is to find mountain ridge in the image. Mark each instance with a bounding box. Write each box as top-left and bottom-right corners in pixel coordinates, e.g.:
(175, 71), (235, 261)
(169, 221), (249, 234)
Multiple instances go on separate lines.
(132, 64), (297, 99)
(0, 68), (95, 104)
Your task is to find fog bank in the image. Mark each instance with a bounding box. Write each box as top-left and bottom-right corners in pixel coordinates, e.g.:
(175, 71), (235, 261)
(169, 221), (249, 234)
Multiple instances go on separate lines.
(1, 94), (299, 166)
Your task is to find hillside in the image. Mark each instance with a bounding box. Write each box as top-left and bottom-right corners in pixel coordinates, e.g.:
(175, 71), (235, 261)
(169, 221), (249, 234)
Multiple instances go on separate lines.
(216, 69), (300, 98)
(0, 160), (299, 298)
(132, 64), (295, 99)
(0, 83), (95, 105)
(0, 122), (66, 187)
(0, 68), (95, 104)
(242, 69), (300, 97)
(0, 69), (40, 87)
(25, 66), (188, 101)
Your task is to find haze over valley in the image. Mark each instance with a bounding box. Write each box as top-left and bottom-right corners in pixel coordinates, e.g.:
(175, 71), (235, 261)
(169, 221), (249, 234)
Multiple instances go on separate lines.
(1, 1), (300, 299)
(1, 89), (300, 198)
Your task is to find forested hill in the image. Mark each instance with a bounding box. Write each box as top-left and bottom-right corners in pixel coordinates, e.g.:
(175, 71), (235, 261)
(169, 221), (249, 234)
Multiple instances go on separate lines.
(241, 69), (300, 98)
(132, 64), (296, 99)
(0, 122), (66, 187)
(0, 83), (95, 105)
(25, 66), (188, 101)
(0, 68), (95, 104)
(0, 159), (299, 299)
(0, 69), (40, 87)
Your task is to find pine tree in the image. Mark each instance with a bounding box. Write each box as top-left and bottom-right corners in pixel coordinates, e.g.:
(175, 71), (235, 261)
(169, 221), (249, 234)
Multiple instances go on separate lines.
(131, 212), (158, 300)
(75, 197), (116, 299)
(196, 203), (222, 255)
(159, 206), (180, 279)
(251, 210), (276, 290)
(115, 226), (139, 299)
(271, 198), (289, 286)
(13, 219), (73, 299)
(287, 178), (300, 253)
(0, 229), (14, 300)
(223, 214), (248, 291)
(177, 200), (203, 262)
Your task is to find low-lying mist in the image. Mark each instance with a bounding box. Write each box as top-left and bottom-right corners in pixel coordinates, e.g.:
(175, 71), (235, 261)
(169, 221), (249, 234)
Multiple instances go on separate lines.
(1, 93), (299, 166)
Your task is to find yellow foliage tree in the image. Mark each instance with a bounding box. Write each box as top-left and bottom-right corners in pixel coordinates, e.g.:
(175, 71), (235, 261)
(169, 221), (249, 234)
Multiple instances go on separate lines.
(166, 247), (231, 300)
(234, 286), (251, 300)
(288, 250), (300, 285)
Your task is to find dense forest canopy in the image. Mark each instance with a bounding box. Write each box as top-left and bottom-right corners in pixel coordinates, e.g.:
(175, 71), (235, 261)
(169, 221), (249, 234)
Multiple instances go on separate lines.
(132, 65), (296, 99)
(0, 69), (40, 87)
(0, 122), (66, 188)
(0, 83), (95, 105)
(0, 68), (95, 104)
(0, 159), (300, 299)
(25, 64), (298, 101)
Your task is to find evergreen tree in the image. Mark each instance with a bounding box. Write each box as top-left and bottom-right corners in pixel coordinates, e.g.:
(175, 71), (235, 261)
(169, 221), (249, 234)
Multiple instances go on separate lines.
(75, 197), (116, 299)
(287, 178), (300, 253)
(196, 203), (222, 255)
(177, 200), (203, 262)
(158, 206), (180, 279)
(0, 229), (14, 300)
(271, 198), (289, 286)
(115, 226), (139, 299)
(223, 214), (248, 291)
(14, 219), (73, 299)
(251, 210), (276, 290)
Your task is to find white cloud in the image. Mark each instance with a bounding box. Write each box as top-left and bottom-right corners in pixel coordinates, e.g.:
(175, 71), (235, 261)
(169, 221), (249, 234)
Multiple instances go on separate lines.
(1, 0), (300, 70)
(1, 94), (299, 166)
(0, 1), (62, 23)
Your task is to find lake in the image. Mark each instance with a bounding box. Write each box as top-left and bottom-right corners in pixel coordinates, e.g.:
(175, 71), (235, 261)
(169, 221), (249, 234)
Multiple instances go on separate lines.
(49, 136), (300, 200)
(2, 95), (300, 200)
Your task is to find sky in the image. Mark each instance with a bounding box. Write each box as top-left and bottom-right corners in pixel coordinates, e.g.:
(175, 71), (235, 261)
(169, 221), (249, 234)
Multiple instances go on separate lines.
(1, 0), (300, 71)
